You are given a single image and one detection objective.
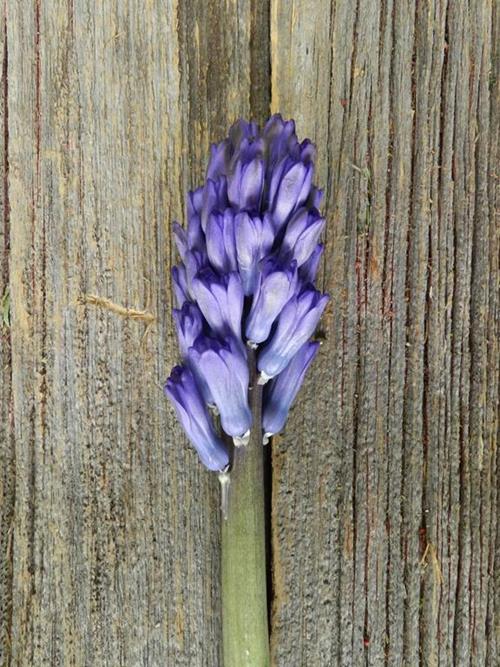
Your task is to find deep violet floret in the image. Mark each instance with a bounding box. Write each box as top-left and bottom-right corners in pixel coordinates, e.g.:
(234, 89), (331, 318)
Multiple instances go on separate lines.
(165, 115), (329, 470)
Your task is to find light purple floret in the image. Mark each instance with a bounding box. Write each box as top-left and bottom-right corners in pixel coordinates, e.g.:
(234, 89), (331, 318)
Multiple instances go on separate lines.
(257, 288), (329, 380)
(188, 337), (252, 439)
(164, 366), (229, 471)
(262, 341), (320, 438)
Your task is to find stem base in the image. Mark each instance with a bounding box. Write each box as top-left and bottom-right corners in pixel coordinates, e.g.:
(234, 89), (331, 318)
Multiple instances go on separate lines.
(221, 349), (270, 666)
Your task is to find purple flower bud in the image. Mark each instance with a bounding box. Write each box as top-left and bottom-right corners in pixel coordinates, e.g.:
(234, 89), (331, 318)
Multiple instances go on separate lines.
(192, 269), (243, 340)
(184, 249), (208, 299)
(206, 140), (232, 180)
(206, 209), (237, 273)
(262, 115), (297, 167)
(235, 212), (274, 295)
(171, 302), (214, 404)
(187, 215), (205, 253)
(298, 139), (316, 163)
(229, 119), (260, 149)
(187, 186), (204, 217)
(269, 159), (314, 230)
(164, 366), (229, 471)
(172, 302), (204, 357)
(188, 337), (252, 439)
(245, 258), (298, 345)
(177, 195), (206, 257)
(175, 216), (206, 266)
(299, 243), (324, 284)
(280, 208), (325, 267)
(172, 265), (189, 307)
(173, 221), (188, 259)
(262, 341), (320, 437)
(201, 177), (228, 231)
(258, 287), (329, 380)
(308, 186), (323, 209)
(228, 156), (265, 211)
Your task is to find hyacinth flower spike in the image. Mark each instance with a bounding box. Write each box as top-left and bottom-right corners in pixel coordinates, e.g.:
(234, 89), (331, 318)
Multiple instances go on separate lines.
(164, 115), (328, 667)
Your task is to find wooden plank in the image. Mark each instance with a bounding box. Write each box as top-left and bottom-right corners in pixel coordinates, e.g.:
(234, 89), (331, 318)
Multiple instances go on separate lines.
(0, 2), (14, 663)
(3, 0), (498, 664)
(5, 1), (262, 664)
(270, 1), (498, 665)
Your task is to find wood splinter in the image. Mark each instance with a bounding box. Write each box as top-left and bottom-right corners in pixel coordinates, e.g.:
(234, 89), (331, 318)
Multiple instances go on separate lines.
(81, 294), (156, 324)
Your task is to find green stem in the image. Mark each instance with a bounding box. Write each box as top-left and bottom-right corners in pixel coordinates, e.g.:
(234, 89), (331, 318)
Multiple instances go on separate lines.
(221, 348), (270, 667)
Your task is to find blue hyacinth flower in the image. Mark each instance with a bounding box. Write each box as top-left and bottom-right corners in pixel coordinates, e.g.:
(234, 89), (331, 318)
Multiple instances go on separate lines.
(165, 115), (328, 471)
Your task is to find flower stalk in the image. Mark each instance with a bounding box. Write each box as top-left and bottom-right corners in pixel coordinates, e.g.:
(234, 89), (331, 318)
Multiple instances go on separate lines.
(221, 347), (270, 667)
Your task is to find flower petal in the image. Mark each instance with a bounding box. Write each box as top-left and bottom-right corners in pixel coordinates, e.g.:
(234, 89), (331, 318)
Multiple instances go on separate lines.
(258, 289), (329, 378)
(172, 265), (189, 307)
(172, 302), (204, 357)
(245, 259), (298, 344)
(299, 243), (324, 283)
(164, 366), (229, 471)
(263, 341), (320, 436)
(188, 338), (251, 438)
(191, 269), (243, 340)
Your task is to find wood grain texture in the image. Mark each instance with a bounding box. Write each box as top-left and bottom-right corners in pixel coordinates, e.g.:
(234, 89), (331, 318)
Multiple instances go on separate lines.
(1, 3), (14, 663)
(3, 1), (263, 665)
(270, 0), (498, 666)
(1, 0), (498, 665)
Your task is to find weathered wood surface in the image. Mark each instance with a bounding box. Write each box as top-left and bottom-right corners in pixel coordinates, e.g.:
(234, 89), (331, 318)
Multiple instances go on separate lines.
(1, 6), (14, 662)
(2, 1), (267, 665)
(271, 1), (498, 665)
(0, 1), (497, 666)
